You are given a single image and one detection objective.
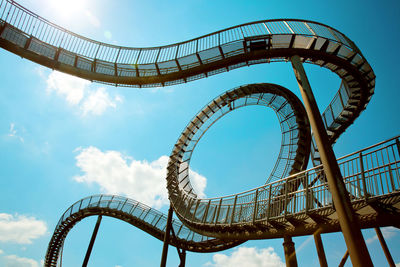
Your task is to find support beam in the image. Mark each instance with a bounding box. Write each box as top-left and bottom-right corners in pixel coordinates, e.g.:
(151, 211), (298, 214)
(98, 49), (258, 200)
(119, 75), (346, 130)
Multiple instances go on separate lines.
(282, 236), (298, 267)
(313, 233), (327, 267)
(160, 206), (173, 267)
(291, 55), (373, 267)
(178, 250), (186, 267)
(170, 224), (187, 267)
(82, 215), (102, 267)
(375, 227), (395, 267)
(338, 250), (349, 267)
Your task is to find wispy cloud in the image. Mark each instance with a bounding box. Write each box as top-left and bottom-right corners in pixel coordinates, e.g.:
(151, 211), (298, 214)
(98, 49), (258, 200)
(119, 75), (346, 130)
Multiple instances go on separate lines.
(8, 123), (24, 143)
(3, 254), (40, 267)
(74, 147), (207, 208)
(204, 246), (285, 267)
(0, 213), (47, 244)
(366, 227), (398, 244)
(46, 71), (122, 116)
(46, 71), (88, 105)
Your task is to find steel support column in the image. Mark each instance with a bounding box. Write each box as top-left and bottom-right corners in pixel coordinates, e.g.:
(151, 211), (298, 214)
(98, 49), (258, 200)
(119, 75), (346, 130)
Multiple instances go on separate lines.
(338, 250), (349, 267)
(375, 227), (395, 267)
(160, 206), (173, 267)
(282, 236), (298, 267)
(291, 55), (373, 267)
(313, 233), (327, 267)
(82, 215), (102, 267)
(178, 250), (186, 267)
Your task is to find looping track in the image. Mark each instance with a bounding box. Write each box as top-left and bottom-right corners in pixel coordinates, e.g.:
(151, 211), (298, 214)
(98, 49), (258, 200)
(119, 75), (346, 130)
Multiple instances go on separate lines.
(0, 0), (390, 266)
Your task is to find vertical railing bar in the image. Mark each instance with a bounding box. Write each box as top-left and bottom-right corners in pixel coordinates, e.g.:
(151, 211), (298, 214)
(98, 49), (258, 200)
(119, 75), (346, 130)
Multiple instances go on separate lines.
(191, 199), (200, 222)
(0, 0), (4, 16)
(371, 154), (379, 195)
(390, 145), (400, 183)
(224, 205), (230, 224)
(155, 47), (161, 63)
(283, 21), (295, 34)
(41, 22), (48, 42)
(21, 12), (28, 32)
(214, 198), (223, 225)
(1, 0), (8, 20)
(8, 4), (15, 23)
(37, 20), (45, 40)
(252, 189), (259, 223)
(327, 27), (341, 43)
(48, 26), (56, 44)
(57, 30), (66, 48)
(69, 36), (76, 52)
(64, 34), (72, 50)
(83, 40), (92, 58)
(201, 200), (211, 223)
(388, 163), (395, 192)
(383, 149), (390, 193)
(230, 195), (237, 226)
(26, 14), (34, 34)
(359, 152), (368, 200)
(32, 18), (40, 37)
(304, 22), (316, 36)
(16, 8), (22, 28)
(209, 202), (218, 224)
(114, 47), (121, 63)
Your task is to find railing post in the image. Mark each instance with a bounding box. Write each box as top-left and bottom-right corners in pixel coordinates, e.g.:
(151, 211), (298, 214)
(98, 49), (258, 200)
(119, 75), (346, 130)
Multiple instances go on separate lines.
(267, 184), (272, 220)
(284, 182), (289, 216)
(214, 198), (223, 225)
(230, 195), (238, 226)
(396, 138), (400, 156)
(201, 200), (211, 223)
(388, 165), (395, 192)
(359, 152), (368, 201)
(191, 200), (200, 221)
(305, 173), (309, 212)
(252, 189), (259, 223)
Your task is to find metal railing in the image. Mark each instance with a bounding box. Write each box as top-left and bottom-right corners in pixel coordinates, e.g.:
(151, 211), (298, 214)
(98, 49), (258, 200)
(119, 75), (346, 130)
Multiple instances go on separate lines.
(172, 136), (400, 226)
(57, 194), (213, 244)
(0, 1), (376, 167)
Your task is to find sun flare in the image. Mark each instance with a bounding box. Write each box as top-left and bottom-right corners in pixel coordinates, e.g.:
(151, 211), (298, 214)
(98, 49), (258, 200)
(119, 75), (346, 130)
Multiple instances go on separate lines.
(46, 0), (88, 18)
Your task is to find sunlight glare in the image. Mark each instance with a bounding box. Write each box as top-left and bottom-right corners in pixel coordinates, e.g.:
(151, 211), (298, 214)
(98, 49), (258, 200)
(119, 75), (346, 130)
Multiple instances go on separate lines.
(47, 0), (88, 18)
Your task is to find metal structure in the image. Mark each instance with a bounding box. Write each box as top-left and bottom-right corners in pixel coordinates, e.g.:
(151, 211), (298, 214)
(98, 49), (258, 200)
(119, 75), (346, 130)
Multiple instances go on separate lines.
(1, 0), (398, 266)
(45, 136), (400, 266)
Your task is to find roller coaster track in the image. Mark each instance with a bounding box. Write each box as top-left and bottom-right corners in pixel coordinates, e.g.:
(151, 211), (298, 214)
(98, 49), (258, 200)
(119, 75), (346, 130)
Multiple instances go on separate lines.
(1, 0), (397, 265)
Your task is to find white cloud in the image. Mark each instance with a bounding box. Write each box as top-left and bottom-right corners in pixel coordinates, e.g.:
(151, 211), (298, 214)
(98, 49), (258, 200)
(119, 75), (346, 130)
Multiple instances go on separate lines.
(396, 263), (400, 267)
(46, 71), (122, 116)
(0, 249), (3, 254)
(204, 247), (285, 267)
(47, 71), (89, 105)
(74, 147), (207, 208)
(4, 254), (39, 267)
(0, 213), (47, 244)
(8, 123), (24, 142)
(366, 227), (398, 244)
(81, 87), (122, 116)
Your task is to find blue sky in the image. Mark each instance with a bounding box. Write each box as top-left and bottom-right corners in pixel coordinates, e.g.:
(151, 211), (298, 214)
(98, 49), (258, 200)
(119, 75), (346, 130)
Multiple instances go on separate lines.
(0, 0), (399, 266)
